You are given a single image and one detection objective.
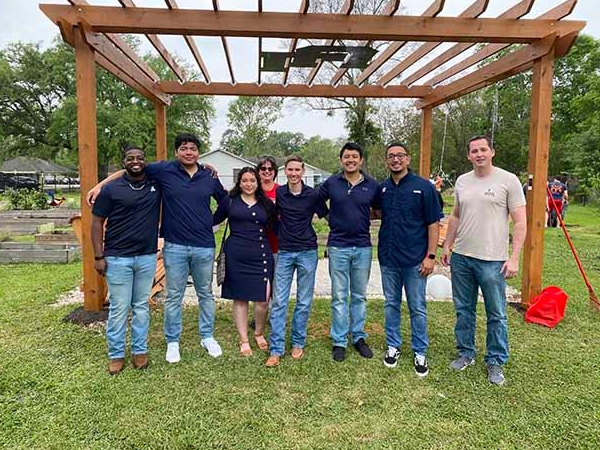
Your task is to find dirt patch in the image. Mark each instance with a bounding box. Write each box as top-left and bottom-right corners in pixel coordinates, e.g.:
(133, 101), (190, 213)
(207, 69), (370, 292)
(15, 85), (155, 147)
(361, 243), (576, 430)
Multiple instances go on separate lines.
(63, 306), (107, 330)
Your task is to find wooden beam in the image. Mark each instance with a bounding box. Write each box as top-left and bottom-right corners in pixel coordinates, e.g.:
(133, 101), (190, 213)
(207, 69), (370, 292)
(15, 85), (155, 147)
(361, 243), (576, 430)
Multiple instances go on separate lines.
(163, 0), (210, 81)
(306, 0), (355, 85)
(213, 0), (235, 84)
(400, 0), (534, 87)
(354, 0), (445, 86)
(330, 0), (401, 86)
(40, 5), (585, 44)
(281, 0), (310, 85)
(376, 0), (489, 86)
(115, 0), (185, 82)
(155, 102), (167, 161)
(521, 49), (555, 306)
(80, 26), (171, 105)
(425, 0), (577, 86)
(416, 35), (557, 109)
(419, 107), (433, 178)
(74, 28), (105, 312)
(157, 81), (431, 97)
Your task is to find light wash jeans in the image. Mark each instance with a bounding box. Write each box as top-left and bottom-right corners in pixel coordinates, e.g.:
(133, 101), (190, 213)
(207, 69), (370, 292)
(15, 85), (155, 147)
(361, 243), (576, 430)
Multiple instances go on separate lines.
(162, 241), (215, 343)
(381, 265), (428, 355)
(105, 254), (157, 359)
(268, 249), (318, 356)
(328, 246), (372, 348)
(450, 252), (509, 366)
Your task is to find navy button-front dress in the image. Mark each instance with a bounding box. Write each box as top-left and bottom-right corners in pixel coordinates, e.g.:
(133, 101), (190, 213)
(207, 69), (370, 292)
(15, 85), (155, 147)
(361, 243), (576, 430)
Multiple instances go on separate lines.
(213, 195), (274, 302)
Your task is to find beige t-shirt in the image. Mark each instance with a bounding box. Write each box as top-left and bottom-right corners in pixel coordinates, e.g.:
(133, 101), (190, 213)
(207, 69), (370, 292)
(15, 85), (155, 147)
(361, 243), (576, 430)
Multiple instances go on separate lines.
(453, 167), (526, 261)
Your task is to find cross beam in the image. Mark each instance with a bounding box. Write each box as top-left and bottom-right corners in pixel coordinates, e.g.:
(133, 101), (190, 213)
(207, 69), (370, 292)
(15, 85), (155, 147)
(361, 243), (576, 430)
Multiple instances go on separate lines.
(39, 5), (585, 45)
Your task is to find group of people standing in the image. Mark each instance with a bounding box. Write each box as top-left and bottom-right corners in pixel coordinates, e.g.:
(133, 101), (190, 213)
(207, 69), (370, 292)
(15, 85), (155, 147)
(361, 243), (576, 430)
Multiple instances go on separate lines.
(89, 132), (526, 386)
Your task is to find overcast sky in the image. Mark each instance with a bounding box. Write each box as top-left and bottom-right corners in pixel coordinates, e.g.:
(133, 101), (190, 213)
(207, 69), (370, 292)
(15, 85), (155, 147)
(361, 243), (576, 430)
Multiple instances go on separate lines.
(0, 0), (596, 150)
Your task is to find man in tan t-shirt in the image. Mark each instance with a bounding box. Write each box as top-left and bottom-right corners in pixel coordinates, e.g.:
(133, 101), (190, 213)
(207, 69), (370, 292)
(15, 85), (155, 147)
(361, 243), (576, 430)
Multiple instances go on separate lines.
(441, 135), (526, 386)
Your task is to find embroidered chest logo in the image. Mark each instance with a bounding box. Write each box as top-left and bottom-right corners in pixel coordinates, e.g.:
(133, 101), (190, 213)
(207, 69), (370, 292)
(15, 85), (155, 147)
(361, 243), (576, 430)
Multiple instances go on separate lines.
(382, 187), (387, 193)
(484, 188), (496, 198)
(150, 186), (156, 192)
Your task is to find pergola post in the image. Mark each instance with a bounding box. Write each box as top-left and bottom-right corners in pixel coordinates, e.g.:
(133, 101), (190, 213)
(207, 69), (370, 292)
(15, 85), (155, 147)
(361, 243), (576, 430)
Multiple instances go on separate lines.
(75, 26), (105, 311)
(521, 50), (555, 306)
(155, 102), (167, 161)
(419, 106), (433, 178)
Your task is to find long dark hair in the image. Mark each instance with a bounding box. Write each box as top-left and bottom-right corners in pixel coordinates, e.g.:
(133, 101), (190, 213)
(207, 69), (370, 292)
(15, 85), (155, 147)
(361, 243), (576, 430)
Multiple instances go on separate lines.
(229, 166), (276, 227)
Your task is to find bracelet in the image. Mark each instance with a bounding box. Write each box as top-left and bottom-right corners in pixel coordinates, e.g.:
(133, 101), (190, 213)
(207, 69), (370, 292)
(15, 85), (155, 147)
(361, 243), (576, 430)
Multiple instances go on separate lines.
(94, 255), (105, 261)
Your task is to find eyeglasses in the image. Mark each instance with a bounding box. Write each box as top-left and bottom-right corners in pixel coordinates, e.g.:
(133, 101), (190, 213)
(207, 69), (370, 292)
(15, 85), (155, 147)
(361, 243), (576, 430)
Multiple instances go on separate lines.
(387, 153), (408, 161)
(259, 167), (274, 172)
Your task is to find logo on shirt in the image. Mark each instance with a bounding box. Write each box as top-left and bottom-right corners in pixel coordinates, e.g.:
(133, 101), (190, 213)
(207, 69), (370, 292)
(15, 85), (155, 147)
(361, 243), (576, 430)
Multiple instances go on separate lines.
(484, 188), (495, 198)
(413, 190), (422, 194)
(382, 187), (387, 193)
(150, 186), (156, 192)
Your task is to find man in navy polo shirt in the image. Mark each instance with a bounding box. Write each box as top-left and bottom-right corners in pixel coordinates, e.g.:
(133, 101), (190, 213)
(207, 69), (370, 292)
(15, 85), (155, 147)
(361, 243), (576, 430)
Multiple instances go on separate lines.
(92, 146), (161, 375)
(318, 142), (379, 362)
(264, 155), (329, 367)
(374, 143), (443, 376)
(88, 133), (227, 363)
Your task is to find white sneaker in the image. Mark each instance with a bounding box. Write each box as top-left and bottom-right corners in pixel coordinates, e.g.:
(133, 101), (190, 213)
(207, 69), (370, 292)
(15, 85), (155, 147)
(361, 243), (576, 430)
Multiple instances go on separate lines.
(201, 337), (223, 358)
(165, 342), (180, 363)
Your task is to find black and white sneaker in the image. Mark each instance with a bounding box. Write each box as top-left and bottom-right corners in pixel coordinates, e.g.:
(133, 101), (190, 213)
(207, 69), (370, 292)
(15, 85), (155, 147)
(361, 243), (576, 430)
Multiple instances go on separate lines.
(383, 347), (401, 368)
(414, 354), (429, 377)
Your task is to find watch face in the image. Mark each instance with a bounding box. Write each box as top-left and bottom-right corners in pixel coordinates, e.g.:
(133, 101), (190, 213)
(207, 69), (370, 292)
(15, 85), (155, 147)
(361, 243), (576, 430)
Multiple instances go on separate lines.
(427, 254), (436, 260)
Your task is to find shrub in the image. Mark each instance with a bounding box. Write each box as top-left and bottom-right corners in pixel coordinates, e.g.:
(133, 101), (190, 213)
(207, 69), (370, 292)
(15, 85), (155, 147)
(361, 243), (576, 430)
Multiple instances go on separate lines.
(4, 188), (49, 210)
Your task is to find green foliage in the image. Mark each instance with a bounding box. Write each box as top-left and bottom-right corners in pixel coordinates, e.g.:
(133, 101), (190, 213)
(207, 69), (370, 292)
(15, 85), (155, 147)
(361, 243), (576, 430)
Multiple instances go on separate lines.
(220, 96), (284, 156)
(0, 36), (215, 174)
(4, 188), (49, 210)
(297, 135), (341, 174)
(263, 131), (307, 157)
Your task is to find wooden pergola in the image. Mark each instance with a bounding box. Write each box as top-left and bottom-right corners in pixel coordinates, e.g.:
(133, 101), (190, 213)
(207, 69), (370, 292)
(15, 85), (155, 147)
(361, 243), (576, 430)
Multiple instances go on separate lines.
(40, 0), (585, 311)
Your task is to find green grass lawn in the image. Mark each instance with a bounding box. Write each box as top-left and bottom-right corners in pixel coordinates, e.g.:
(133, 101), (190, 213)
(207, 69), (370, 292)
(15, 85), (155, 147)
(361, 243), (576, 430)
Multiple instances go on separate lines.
(1, 204), (599, 449)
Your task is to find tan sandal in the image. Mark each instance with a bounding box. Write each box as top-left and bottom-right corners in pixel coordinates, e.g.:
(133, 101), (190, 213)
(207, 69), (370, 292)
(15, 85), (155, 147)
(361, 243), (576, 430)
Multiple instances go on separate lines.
(239, 341), (253, 357)
(254, 334), (269, 351)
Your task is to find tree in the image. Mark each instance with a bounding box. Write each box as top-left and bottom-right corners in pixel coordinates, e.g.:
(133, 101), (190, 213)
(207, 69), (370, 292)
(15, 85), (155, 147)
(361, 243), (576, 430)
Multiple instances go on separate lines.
(297, 135), (341, 174)
(263, 131), (307, 157)
(220, 96), (283, 156)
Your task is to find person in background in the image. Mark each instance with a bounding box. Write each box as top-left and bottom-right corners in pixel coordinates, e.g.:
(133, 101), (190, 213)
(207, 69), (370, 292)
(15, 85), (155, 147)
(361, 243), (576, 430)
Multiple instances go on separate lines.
(91, 145), (160, 375)
(213, 167), (277, 356)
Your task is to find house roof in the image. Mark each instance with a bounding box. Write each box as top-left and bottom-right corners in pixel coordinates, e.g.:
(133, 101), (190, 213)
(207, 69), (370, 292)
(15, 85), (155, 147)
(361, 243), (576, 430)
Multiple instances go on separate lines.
(200, 149), (255, 166)
(0, 157), (75, 174)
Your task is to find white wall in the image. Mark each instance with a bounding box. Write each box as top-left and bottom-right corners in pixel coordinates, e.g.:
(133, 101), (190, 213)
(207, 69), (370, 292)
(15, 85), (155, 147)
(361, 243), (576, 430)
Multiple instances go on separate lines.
(276, 165), (325, 188)
(200, 152), (254, 190)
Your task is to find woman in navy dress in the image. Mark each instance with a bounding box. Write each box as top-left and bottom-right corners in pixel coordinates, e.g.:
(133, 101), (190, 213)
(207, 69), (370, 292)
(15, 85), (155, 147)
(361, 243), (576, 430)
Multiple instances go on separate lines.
(213, 167), (277, 356)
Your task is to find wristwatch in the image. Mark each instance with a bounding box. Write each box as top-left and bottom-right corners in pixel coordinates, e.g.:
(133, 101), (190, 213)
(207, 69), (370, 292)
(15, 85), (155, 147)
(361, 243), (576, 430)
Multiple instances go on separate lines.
(427, 253), (436, 260)
(94, 255), (105, 260)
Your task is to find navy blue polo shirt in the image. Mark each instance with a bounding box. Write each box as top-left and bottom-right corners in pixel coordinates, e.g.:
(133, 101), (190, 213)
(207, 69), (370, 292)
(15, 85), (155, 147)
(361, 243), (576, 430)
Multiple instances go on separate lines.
(374, 170), (443, 268)
(145, 160), (227, 247)
(92, 176), (161, 257)
(318, 172), (379, 248)
(276, 183), (329, 252)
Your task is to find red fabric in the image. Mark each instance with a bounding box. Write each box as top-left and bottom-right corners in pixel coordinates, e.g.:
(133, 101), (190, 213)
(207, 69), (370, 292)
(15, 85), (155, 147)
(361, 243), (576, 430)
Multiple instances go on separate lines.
(525, 286), (568, 328)
(547, 197), (563, 214)
(264, 183), (279, 253)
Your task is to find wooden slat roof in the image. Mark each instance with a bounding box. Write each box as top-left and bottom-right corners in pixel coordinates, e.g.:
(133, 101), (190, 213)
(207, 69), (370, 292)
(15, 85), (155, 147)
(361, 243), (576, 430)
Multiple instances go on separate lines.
(41, 0), (585, 108)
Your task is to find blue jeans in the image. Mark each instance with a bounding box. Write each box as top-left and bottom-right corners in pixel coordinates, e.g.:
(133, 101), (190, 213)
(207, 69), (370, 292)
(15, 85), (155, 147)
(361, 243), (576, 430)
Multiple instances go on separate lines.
(162, 241), (215, 343)
(328, 246), (372, 347)
(381, 265), (428, 355)
(269, 250), (318, 356)
(105, 254), (157, 359)
(450, 252), (509, 366)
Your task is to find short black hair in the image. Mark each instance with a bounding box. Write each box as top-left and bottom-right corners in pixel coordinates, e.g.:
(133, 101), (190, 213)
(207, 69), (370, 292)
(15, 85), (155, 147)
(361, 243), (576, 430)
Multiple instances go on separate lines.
(174, 133), (201, 151)
(340, 142), (363, 159)
(467, 135), (493, 150)
(121, 145), (144, 159)
(386, 142), (408, 154)
(256, 155), (278, 177)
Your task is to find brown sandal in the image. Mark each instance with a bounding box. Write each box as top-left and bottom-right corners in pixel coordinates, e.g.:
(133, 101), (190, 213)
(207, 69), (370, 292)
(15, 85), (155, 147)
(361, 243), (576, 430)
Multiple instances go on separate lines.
(239, 341), (253, 357)
(254, 334), (269, 351)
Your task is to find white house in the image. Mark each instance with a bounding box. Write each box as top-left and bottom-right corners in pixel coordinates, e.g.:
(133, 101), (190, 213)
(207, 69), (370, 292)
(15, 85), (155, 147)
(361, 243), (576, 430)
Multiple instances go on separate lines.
(200, 149), (332, 189)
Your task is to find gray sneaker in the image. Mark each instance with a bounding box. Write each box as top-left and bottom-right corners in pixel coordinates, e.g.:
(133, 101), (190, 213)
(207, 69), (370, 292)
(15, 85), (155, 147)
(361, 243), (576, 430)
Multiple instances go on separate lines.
(487, 364), (506, 386)
(449, 355), (475, 371)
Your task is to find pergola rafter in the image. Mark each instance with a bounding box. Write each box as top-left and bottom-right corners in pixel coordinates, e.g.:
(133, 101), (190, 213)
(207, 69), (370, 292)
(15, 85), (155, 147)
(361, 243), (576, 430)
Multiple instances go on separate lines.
(39, 1), (585, 311)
